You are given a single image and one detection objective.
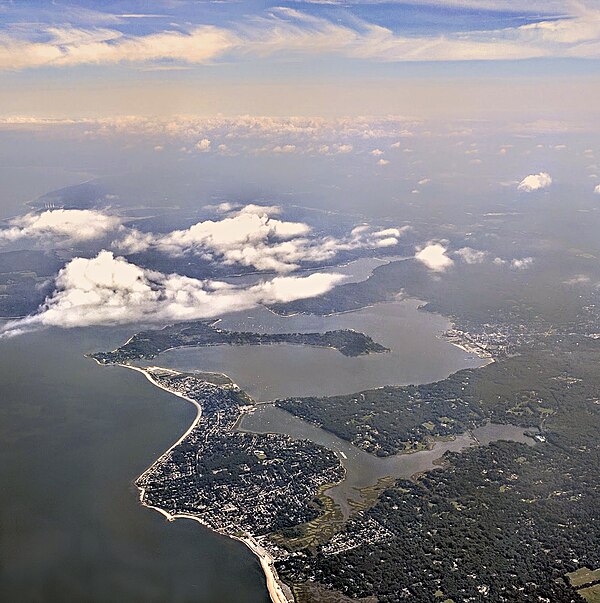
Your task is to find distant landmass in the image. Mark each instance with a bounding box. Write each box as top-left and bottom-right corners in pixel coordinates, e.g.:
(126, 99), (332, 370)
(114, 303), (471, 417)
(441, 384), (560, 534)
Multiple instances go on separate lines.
(0, 250), (63, 317)
(90, 319), (389, 364)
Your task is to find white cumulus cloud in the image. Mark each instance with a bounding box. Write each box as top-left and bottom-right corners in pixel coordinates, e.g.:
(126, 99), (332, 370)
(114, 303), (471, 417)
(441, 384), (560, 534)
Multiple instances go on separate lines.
(517, 172), (552, 192)
(415, 243), (454, 271)
(0, 251), (346, 336)
(511, 257), (534, 269)
(272, 144), (297, 153)
(373, 227), (406, 238)
(455, 247), (488, 264)
(0, 209), (121, 244)
(195, 138), (211, 151)
(116, 205), (406, 273)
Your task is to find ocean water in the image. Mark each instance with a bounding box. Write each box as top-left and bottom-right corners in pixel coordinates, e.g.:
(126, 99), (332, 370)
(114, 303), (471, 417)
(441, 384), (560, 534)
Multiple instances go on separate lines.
(0, 326), (270, 603)
(0, 290), (485, 602)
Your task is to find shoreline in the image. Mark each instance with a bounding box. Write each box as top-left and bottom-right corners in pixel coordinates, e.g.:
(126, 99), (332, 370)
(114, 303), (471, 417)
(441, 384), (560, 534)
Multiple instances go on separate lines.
(137, 497), (294, 603)
(89, 307), (497, 603)
(446, 339), (496, 365)
(442, 326), (496, 366)
(137, 338), (388, 364)
(117, 364), (203, 463)
(117, 363), (294, 603)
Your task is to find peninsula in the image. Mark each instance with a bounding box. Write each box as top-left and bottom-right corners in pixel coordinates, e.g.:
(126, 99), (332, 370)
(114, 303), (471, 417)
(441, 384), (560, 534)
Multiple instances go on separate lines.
(89, 319), (599, 603)
(90, 319), (389, 364)
(123, 365), (343, 603)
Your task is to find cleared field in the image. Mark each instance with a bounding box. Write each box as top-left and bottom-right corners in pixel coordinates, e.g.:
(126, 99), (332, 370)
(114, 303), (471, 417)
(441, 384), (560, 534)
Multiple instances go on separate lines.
(567, 567), (600, 588)
(578, 583), (600, 603)
(292, 582), (377, 603)
(271, 485), (345, 551)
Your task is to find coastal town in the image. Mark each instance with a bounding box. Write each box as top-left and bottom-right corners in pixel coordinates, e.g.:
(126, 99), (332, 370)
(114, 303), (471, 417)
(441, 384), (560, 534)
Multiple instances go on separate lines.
(443, 321), (546, 360)
(134, 367), (344, 548)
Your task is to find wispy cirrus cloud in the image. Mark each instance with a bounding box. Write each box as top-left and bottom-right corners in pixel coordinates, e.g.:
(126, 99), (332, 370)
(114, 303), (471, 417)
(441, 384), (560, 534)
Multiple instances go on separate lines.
(0, 25), (236, 70)
(1, 3), (600, 71)
(288, 0), (570, 11)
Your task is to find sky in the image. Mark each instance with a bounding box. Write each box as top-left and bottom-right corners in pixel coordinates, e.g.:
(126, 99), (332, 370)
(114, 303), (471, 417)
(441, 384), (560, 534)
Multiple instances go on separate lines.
(1, 1), (599, 336)
(0, 0), (599, 118)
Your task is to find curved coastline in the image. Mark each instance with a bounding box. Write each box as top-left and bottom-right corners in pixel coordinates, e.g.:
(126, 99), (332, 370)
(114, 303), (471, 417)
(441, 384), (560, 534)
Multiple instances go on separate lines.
(118, 363), (294, 603)
(88, 296), (499, 603)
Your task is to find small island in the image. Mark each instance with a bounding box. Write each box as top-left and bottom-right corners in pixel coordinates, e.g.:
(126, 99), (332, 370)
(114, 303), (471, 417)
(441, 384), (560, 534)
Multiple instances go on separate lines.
(90, 319), (389, 364)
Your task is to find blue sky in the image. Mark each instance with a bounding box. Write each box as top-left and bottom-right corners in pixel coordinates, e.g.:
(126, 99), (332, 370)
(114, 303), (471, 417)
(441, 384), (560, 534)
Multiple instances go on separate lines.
(0, 0), (580, 46)
(0, 0), (599, 117)
(0, 0), (566, 30)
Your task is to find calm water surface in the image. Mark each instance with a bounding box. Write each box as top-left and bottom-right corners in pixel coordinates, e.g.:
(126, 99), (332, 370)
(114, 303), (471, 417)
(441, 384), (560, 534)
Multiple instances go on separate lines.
(148, 298), (485, 401)
(239, 405), (533, 517)
(222, 256), (393, 287)
(0, 167), (93, 219)
(0, 327), (270, 603)
(0, 272), (489, 602)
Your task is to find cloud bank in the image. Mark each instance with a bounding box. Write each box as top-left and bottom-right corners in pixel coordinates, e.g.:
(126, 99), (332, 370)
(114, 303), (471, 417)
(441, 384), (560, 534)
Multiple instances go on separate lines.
(0, 204), (410, 336)
(0, 204), (407, 274)
(0, 251), (346, 337)
(117, 205), (406, 273)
